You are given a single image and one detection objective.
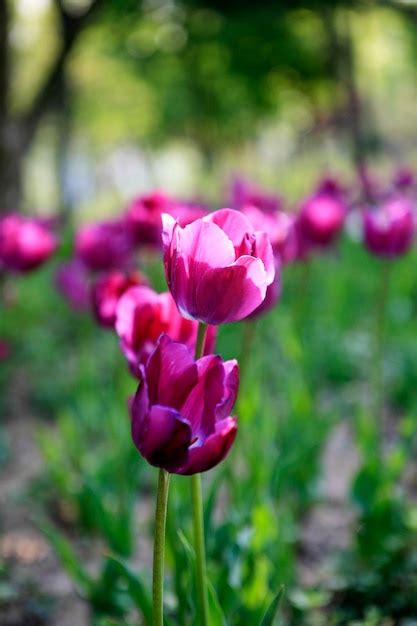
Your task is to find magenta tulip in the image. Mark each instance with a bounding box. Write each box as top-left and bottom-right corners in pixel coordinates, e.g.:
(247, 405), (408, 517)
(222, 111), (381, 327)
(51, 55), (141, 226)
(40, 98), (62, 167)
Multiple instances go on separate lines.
(55, 259), (91, 311)
(393, 167), (414, 191)
(115, 285), (216, 376)
(298, 192), (346, 247)
(75, 219), (132, 272)
(162, 208), (275, 325)
(248, 260), (281, 319)
(92, 270), (148, 328)
(0, 214), (57, 272)
(363, 197), (414, 258)
(130, 334), (238, 474)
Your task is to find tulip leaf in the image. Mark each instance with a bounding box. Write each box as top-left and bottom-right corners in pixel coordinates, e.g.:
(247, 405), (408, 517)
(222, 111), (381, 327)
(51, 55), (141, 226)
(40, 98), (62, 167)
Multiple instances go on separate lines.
(259, 586), (285, 626)
(106, 555), (152, 626)
(208, 580), (227, 626)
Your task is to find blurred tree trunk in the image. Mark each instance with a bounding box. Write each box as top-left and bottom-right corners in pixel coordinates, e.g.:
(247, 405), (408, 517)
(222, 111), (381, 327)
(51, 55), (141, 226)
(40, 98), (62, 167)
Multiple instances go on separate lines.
(322, 5), (374, 202)
(0, 0), (104, 214)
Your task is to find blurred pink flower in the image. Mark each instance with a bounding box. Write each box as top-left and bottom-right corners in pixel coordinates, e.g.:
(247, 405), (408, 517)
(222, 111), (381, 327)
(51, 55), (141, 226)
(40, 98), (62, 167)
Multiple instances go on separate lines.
(55, 259), (91, 311)
(363, 196), (414, 258)
(115, 285), (216, 377)
(298, 192), (346, 247)
(230, 176), (281, 213)
(92, 270), (148, 328)
(75, 219), (133, 272)
(126, 189), (206, 248)
(0, 214), (57, 272)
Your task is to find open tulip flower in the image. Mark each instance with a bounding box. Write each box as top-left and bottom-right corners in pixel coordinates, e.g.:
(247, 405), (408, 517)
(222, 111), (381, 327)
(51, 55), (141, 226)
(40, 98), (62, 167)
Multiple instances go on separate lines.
(298, 192), (346, 247)
(162, 208), (275, 325)
(92, 270), (147, 328)
(363, 197), (414, 258)
(130, 334), (238, 475)
(115, 285), (216, 376)
(0, 214), (57, 272)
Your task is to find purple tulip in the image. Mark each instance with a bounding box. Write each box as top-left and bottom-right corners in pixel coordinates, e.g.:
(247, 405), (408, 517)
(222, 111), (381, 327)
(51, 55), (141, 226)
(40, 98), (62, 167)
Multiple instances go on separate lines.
(92, 270), (148, 328)
(298, 193), (346, 247)
(115, 285), (216, 376)
(130, 334), (238, 474)
(75, 219), (132, 272)
(0, 214), (57, 272)
(363, 197), (414, 258)
(248, 259), (281, 319)
(162, 208), (275, 325)
(55, 259), (91, 311)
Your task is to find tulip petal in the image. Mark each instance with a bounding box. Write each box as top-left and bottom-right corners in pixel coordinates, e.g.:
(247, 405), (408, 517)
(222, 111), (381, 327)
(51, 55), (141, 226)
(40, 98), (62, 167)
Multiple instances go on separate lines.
(252, 231), (275, 284)
(133, 403), (192, 471)
(146, 335), (198, 409)
(169, 220), (236, 320)
(193, 255), (268, 324)
(180, 355), (226, 439)
(177, 417), (237, 475)
(205, 208), (253, 247)
(217, 359), (239, 419)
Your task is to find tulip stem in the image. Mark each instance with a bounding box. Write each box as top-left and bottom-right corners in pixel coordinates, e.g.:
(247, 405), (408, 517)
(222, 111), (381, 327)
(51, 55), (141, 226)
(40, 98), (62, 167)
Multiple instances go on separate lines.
(195, 321), (208, 359)
(191, 472), (209, 626)
(153, 469), (170, 626)
(372, 260), (391, 445)
(191, 322), (209, 626)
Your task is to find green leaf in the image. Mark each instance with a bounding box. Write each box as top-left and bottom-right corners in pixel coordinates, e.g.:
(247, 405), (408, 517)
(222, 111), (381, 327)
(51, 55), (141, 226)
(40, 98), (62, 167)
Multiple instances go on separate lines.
(208, 580), (227, 626)
(105, 555), (152, 626)
(259, 586), (284, 626)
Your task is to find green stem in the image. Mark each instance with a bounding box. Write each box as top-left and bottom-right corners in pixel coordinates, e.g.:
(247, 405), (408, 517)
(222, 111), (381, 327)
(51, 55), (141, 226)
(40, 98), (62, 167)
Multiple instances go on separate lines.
(153, 469), (170, 626)
(191, 473), (209, 626)
(191, 321), (209, 626)
(372, 260), (391, 444)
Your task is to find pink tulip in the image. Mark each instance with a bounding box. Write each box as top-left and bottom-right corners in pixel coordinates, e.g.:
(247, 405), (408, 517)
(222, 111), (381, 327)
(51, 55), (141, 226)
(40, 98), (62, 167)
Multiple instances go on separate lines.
(0, 214), (57, 272)
(298, 193), (346, 247)
(75, 219), (132, 272)
(126, 190), (206, 248)
(130, 334), (238, 474)
(162, 208), (275, 325)
(55, 259), (91, 311)
(248, 260), (281, 319)
(92, 270), (147, 328)
(363, 197), (414, 258)
(115, 285), (216, 376)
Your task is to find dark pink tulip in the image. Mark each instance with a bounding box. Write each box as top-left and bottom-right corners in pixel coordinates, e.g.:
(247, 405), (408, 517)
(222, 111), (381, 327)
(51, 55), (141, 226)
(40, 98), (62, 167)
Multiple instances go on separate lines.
(162, 208), (275, 325)
(75, 219), (132, 272)
(115, 285), (216, 376)
(298, 192), (346, 247)
(126, 189), (206, 248)
(363, 197), (414, 258)
(130, 334), (238, 474)
(0, 214), (57, 272)
(231, 176), (281, 213)
(55, 259), (91, 311)
(92, 270), (148, 328)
